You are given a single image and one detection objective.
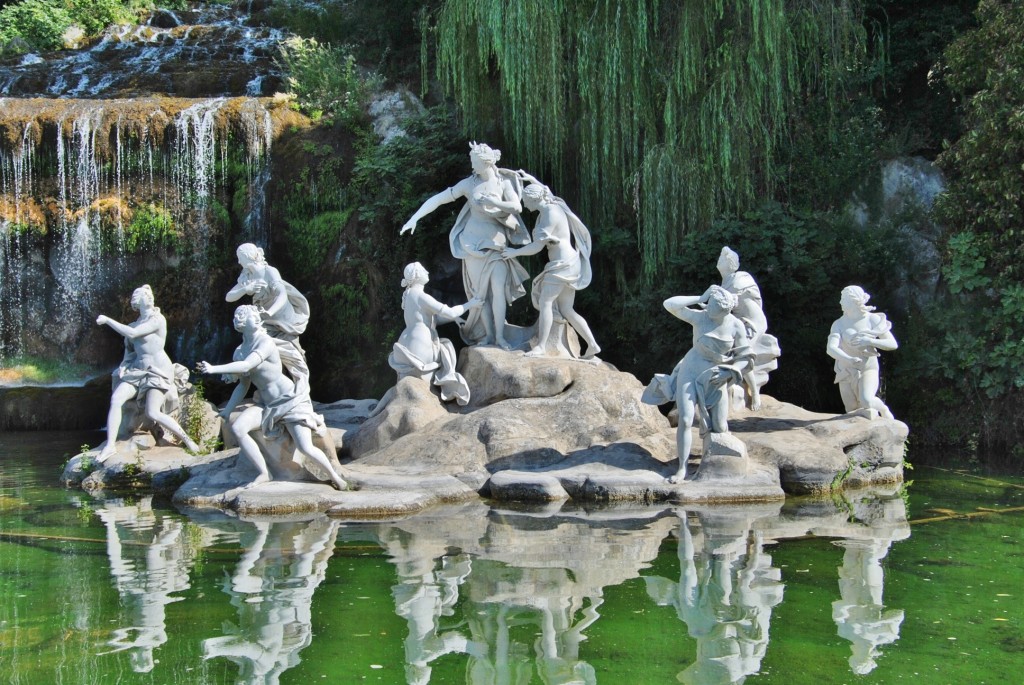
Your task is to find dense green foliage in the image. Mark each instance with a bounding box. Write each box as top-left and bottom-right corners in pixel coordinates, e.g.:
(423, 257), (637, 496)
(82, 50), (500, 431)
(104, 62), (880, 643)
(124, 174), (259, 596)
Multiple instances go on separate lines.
(0, 0), (155, 53)
(278, 37), (379, 126)
(908, 0), (1024, 456)
(431, 0), (874, 278)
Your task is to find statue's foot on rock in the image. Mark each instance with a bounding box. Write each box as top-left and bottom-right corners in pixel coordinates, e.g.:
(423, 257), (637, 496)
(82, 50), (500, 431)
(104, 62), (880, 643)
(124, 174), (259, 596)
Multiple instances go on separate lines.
(244, 474), (271, 489)
(524, 346), (546, 358)
(96, 445), (115, 463)
(183, 437), (201, 454)
(582, 344), (602, 360)
(496, 338), (513, 351)
(666, 471), (686, 485)
(329, 474), (349, 491)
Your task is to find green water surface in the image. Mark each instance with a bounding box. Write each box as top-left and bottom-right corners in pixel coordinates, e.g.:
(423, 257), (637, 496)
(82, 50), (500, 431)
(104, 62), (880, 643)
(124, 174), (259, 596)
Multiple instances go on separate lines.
(0, 432), (1021, 684)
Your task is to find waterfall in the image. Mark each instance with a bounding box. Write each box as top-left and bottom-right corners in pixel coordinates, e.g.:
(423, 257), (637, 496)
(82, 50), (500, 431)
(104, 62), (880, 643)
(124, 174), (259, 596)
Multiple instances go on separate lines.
(0, 97), (285, 365)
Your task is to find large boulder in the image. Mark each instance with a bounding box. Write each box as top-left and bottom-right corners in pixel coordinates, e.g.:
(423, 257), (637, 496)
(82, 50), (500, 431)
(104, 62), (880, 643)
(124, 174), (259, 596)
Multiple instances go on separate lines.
(344, 347), (674, 476)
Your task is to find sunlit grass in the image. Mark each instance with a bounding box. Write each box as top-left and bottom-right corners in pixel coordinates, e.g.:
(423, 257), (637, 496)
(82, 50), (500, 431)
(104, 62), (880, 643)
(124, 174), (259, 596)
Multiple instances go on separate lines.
(0, 356), (100, 386)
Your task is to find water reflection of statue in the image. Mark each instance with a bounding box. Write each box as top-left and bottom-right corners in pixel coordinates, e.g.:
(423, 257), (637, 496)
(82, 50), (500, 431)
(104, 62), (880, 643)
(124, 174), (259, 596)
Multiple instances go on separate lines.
(400, 142), (531, 350)
(202, 517), (341, 684)
(97, 496), (203, 673)
(645, 510), (784, 685)
(642, 286), (759, 483)
(705, 247), (780, 397)
(95, 284), (200, 461)
(197, 305), (348, 490)
(226, 243), (312, 395)
(831, 538), (905, 675)
(826, 285), (898, 420)
(501, 177), (601, 359)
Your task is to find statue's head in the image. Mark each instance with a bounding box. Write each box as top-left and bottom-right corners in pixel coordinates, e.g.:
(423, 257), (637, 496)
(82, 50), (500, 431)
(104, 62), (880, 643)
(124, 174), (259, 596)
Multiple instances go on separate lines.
(522, 182), (552, 211)
(840, 285), (874, 314)
(236, 243), (266, 267)
(706, 284), (738, 316)
(717, 246), (740, 274)
(469, 141), (500, 173)
(233, 304), (263, 332)
(401, 262), (430, 288)
(130, 284), (155, 309)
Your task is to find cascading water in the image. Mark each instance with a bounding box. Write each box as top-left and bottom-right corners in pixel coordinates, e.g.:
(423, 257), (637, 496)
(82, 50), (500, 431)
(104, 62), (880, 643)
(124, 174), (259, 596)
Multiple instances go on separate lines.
(0, 3), (298, 370)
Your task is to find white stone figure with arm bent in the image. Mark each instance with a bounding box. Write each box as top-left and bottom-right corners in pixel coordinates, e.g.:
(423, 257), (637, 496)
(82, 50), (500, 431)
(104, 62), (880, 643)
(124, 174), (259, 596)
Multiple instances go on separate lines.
(827, 286), (898, 420)
(502, 175), (601, 359)
(400, 142), (530, 350)
(95, 284), (200, 462)
(225, 243), (312, 395)
(701, 246), (780, 398)
(642, 286), (758, 483)
(371, 263), (483, 417)
(196, 305), (348, 490)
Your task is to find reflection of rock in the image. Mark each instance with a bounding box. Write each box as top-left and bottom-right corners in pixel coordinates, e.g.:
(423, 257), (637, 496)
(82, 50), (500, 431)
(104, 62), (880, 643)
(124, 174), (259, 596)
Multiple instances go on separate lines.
(201, 516), (341, 684)
(97, 496), (209, 673)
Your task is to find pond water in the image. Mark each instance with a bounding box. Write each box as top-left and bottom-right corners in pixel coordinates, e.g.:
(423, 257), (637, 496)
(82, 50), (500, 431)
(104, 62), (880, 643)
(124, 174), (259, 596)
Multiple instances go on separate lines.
(0, 432), (1021, 685)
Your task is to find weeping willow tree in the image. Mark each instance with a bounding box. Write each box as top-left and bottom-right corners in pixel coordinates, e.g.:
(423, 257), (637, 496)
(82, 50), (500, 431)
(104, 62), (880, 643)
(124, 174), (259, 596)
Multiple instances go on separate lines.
(431, 0), (868, 277)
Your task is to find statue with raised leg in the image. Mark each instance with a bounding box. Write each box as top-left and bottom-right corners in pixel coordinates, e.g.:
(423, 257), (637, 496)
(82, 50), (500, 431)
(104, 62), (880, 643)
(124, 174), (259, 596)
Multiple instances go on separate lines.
(96, 284), (200, 462)
(197, 305), (348, 490)
(827, 286), (898, 420)
(642, 286), (758, 483)
(226, 243), (312, 395)
(705, 246), (780, 399)
(400, 142), (530, 350)
(371, 262), (484, 416)
(502, 176), (601, 360)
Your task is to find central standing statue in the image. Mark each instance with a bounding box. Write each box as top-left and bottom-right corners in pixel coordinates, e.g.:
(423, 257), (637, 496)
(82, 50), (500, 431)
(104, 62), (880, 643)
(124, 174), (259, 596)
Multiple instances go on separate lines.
(400, 142), (530, 350)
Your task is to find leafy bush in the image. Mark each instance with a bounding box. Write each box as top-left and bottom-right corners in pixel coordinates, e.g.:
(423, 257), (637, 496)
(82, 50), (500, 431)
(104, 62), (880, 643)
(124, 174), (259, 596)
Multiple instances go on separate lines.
(0, 0), (73, 52)
(278, 37), (378, 127)
(124, 203), (176, 253)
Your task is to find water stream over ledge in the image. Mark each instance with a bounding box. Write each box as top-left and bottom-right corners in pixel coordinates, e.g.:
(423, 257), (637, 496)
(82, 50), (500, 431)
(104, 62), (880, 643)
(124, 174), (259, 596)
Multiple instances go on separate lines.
(1, 432), (1021, 684)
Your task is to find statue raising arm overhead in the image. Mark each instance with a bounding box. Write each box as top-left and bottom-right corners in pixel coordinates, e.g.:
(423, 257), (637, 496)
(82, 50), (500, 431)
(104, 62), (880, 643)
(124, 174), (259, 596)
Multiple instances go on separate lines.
(642, 286), (758, 483)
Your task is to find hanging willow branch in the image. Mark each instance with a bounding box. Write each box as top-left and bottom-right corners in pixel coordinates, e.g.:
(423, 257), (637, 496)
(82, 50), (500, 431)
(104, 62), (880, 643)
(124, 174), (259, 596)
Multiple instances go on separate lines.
(433, 0), (867, 278)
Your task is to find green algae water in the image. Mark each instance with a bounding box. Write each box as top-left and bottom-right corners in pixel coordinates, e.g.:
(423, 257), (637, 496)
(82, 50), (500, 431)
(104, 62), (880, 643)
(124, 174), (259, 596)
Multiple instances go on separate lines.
(1, 432), (1021, 684)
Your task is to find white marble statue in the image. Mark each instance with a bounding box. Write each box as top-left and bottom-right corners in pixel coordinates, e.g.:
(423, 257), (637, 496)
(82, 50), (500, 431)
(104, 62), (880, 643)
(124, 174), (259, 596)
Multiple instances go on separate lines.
(400, 142), (531, 350)
(502, 176), (601, 359)
(197, 305), (348, 490)
(95, 284), (200, 462)
(372, 262), (482, 416)
(705, 246), (780, 395)
(226, 243), (311, 395)
(826, 286), (898, 420)
(642, 286), (759, 483)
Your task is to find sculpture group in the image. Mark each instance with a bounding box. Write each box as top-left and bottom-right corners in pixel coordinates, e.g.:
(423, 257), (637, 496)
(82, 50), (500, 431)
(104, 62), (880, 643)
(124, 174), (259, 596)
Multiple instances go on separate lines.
(92, 142), (899, 487)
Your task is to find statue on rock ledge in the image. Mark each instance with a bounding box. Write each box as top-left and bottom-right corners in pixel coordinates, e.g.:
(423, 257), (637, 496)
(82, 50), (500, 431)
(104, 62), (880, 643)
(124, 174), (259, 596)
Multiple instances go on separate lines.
(827, 286), (898, 420)
(708, 246), (780, 396)
(371, 262), (483, 417)
(502, 175), (601, 359)
(226, 243), (311, 395)
(197, 305), (348, 490)
(642, 286), (759, 483)
(400, 142), (530, 350)
(95, 284), (200, 461)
